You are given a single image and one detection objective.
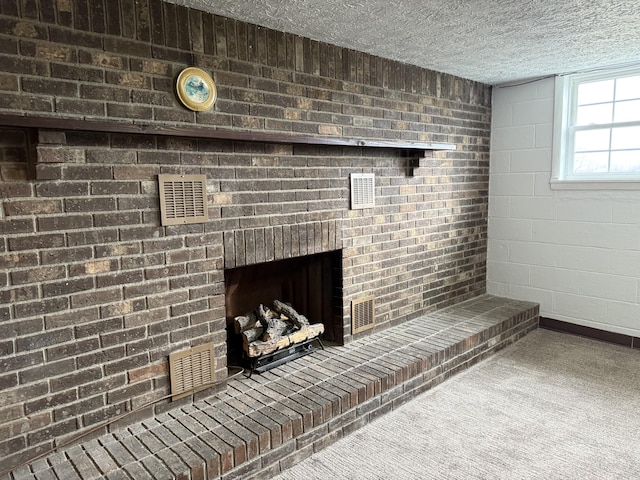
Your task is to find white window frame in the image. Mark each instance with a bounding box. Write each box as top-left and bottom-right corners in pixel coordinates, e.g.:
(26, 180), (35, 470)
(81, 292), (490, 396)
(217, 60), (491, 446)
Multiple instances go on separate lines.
(551, 65), (640, 190)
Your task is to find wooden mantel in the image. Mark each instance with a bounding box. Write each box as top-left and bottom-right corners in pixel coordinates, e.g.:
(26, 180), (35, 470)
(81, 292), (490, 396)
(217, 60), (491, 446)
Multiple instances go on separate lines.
(0, 113), (456, 154)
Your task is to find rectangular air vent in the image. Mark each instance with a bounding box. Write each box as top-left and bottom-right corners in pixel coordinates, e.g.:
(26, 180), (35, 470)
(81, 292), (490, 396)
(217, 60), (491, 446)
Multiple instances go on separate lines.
(352, 296), (375, 334)
(159, 174), (208, 226)
(169, 343), (215, 400)
(350, 173), (375, 209)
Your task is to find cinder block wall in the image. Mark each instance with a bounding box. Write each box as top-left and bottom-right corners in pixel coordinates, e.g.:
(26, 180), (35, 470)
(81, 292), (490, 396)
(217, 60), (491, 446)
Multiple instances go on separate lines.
(0, 0), (491, 471)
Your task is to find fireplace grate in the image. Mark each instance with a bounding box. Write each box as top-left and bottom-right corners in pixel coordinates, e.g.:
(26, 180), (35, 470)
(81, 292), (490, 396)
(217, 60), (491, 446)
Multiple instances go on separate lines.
(352, 296), (376, 334)
(158, 174), (208, 226)
(169, 343), (215, 400)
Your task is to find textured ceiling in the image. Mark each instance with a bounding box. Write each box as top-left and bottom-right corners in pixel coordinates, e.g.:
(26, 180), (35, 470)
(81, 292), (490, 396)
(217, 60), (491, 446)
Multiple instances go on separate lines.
(165, 0), (640, 85)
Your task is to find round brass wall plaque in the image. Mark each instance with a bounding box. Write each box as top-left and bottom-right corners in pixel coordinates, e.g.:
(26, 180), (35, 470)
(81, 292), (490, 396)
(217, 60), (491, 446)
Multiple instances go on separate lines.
(175, 67), (217, 112)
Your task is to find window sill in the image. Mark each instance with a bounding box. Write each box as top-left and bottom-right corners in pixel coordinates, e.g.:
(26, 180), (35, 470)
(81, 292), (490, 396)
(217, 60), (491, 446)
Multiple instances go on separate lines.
(550, 178), (640, 190)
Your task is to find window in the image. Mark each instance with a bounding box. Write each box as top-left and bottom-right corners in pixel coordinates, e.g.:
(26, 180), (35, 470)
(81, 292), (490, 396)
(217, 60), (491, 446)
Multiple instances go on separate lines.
(552, 65), (640, 189)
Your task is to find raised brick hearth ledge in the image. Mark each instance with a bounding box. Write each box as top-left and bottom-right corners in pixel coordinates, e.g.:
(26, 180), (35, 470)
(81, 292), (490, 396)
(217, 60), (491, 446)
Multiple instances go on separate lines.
(5, 295), (538, 480)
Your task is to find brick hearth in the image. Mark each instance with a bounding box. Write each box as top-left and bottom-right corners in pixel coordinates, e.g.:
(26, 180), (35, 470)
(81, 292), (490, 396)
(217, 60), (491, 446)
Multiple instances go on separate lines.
(5, 295), (538, 480)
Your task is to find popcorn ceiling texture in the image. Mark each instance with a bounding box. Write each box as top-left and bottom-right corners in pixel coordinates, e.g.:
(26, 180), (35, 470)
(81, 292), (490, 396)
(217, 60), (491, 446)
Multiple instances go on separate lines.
(170, 0), (640, 84)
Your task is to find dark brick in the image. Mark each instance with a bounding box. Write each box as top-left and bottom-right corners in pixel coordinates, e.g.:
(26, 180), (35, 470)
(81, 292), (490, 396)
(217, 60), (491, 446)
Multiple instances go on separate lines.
(0, 182), (32, 199)
(107, 103), (153, 120)
(35, 182), (89, 197)
(35, 164), (63, 180)
(64, 197), (116, 212)
(0, 284), (38, 304)
(24, 389), (79, 415)
(100, 326), (145, 348)
(41, 247), (93, 265)
(80, 84), (130, 102)
(93, 211), (142, 228)
(42, 277), (94, 298)
(0, 0), (19, 16)
(90, 181), (139, 195)
(0, 72), (19, 90)
(0, 372), (18, 390)
(22, 78), (78, 97)
(0, 251), (38, 270)
(103, 353), (149, 377)
(95, 242), (141, 258)
(50, 367), (103, 393)
(99, 300), (145, 322)
(4, 199), (62, 216)
(54, 396), (105, 424)
(0, 218), (34, 234)
(76, 346), (125, 370)
(123, 307), (167, 330)
(37, 214), (93, 232)
(15, 328), (74, 353)
(7, 232), (64, 251)
(14, 296), (68, 318)
(120, 226), (164, 240)
(0, 350), (42, 374)
(70, 0), (91, 30)
(106, 380), (152, 405)
(104, 70), (151, 89)
(67, 229), (119, 246)
(63, 165), (113, 180)
(147, 315), (188, 336)
(71, 287), (122, 309)
(46, 338), (101, 361)
(19, 358), (75, 384)
(36, 146), (85, 163)
(0, 436), (26, 461)
(27, 417), (77, 445)
(55, 98), (105, 116)
(0, 339), (14, 356)
(44, 306), (99, 330)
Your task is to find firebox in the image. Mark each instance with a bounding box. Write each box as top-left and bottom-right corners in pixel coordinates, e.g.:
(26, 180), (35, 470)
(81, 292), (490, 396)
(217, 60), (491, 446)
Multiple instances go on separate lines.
(224, 250), (343, 369)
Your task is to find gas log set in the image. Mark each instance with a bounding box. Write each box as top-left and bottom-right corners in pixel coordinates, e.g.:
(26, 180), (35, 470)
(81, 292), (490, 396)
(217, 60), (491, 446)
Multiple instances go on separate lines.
(233, 300), (325, 376)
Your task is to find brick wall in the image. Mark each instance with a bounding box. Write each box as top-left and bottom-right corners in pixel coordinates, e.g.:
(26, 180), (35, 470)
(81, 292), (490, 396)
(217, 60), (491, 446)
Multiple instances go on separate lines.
(0, 0), (491, 472)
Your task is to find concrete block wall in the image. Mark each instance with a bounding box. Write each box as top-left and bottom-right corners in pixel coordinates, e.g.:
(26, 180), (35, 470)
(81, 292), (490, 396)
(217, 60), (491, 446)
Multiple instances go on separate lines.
(0, 0), (491, 472)
(488, 77), (640, 338)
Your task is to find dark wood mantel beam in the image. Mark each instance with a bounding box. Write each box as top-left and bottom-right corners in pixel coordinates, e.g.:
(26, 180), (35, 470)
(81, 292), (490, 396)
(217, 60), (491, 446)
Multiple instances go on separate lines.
(0, 113), (456, 153)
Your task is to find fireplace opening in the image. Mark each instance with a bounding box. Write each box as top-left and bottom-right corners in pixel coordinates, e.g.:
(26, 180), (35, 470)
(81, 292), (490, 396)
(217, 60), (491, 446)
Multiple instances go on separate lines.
(224, 250), (343, 368)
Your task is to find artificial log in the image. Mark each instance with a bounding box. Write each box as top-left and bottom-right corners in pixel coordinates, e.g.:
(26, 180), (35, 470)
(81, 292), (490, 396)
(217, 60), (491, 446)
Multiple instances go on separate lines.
(234, 312), (259, 334)
(273, 300), (310, 328)
(234, 300), (325, 358)
(258, 304), (292, 341)
(241, 326), (264, 344)
(244, 322), (325, 357)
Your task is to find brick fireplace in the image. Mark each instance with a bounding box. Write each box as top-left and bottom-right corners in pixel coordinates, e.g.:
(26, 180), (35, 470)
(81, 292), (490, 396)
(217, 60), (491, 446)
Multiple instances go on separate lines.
(0, 0), (491, 472)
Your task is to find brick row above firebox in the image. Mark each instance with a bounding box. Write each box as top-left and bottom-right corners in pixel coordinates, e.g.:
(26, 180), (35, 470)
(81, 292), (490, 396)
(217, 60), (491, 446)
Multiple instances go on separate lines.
(223, 219), (342, 270)
(4, 295), (539, 480)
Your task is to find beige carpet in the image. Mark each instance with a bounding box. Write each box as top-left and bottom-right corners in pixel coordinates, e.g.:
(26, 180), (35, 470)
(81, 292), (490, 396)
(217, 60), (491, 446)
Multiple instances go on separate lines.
(271, 329), (640, 479)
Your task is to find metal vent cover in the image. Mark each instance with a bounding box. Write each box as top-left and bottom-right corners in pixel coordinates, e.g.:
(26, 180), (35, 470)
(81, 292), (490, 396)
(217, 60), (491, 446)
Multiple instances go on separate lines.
(350, 173), (375, 209)
(352, 296), (376, 334)
(159, 174), (208, 226)
(169, 342), (215, 400)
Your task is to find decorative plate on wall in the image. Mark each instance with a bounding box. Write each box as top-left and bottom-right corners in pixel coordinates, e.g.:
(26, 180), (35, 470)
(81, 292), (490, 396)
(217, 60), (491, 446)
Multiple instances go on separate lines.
(175, 67), (217, 111)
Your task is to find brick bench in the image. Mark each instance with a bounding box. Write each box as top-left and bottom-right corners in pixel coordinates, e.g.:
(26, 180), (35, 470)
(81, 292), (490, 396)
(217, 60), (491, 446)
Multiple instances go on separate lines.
(4, 295), (539, 480)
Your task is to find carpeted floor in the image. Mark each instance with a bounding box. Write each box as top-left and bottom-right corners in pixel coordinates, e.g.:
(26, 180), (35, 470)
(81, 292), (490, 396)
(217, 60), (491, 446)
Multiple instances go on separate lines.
(270, 329), (640, 479)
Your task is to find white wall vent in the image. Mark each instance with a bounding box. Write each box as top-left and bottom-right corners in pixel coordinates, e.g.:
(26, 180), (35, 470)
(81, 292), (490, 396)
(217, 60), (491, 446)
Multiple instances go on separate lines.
(350, 173), (375, 209)
(158, 174), (208, 226)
